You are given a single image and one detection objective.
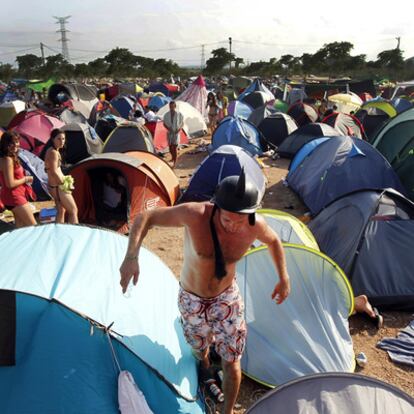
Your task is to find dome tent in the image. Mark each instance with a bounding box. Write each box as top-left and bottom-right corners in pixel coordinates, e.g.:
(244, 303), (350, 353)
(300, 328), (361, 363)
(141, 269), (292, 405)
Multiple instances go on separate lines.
(179, 145), (265, 203)
(309, 188), (414, 310)
(70, 152), (179, 233)
(157, 101), (207, 138)
(211, 116), (264, 156)
(103, 124), (155, 153)
(277, 122), (338, 159)
(236, 245), (354, 387)
(0, 224), (203, 414)
(287, 136), (405, 215)
(176, 75), (208, 118)
(371, 107), (414, 201)
(246, 373), (414, 414)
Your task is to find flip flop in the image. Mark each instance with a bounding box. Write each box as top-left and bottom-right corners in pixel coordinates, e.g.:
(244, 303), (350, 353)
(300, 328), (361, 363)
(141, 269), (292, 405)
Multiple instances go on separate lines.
(373, 307), (384, 329)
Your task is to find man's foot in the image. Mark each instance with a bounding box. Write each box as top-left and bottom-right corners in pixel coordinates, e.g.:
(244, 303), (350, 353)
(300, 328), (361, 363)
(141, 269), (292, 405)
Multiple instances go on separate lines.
(354, 295), (376, 318)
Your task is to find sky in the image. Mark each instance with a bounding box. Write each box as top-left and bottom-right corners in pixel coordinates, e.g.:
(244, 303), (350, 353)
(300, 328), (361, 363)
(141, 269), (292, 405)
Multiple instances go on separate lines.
(1, 0), (413, 68)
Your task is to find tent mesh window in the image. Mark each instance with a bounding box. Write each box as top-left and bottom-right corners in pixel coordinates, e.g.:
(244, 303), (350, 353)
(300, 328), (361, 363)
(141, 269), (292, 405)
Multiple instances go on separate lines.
(88, 167), (129, 229)
(373, 195), (413, 221)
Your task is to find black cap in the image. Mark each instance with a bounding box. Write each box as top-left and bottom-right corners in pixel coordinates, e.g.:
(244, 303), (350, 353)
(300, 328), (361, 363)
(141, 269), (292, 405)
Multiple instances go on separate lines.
(212, 170), (261, 214)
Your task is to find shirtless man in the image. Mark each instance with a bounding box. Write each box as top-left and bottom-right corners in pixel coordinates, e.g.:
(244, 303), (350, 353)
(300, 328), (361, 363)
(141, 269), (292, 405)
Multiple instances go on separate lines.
(119, 172), (290, 414)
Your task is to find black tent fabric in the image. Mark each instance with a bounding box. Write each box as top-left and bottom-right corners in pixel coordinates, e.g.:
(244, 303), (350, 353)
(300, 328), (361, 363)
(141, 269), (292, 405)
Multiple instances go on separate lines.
(277, 122), (337, 158)
(0, 290), (16, 366)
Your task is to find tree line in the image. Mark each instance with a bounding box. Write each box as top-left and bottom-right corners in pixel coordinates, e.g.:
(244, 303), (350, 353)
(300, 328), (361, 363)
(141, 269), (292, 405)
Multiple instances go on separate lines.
(0, 41), (413, 82)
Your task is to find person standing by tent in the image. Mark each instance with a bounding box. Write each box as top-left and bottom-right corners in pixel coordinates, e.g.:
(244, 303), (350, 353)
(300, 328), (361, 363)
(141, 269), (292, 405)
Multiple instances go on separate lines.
(0, 131), (37, 227)
(119, 172), (290, 414)
(207, 93), (220, 133)
(42, 129), (78, 224)
(217, 91), (229, 121)
(163, 101), (184, 169)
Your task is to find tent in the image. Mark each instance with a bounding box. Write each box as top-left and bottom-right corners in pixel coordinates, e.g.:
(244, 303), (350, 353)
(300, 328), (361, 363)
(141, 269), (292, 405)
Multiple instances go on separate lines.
(287, 102), (318, 127)
(237, 79), (275, 103)
(246, 373), (414, 414)
(9, 110), (65, 156)
(227, 100), (253, 120)
(253, 209), (318, 249)
(61, 123), (104, 164)
(277, 122), (338, 159)
(240, 91), (272, 110)
(371, 107), (414, 200)
(94, 115), (125, 143)
(327, 92), (363, 114)
(355, 101), (397, 142)
(210, 116), (264, 156)
(0, 100), (25, 128)
(70, 152), (179, 233)
(0, 224), (204, 414)
(111, 95), (142, 119)
(309, 188), (414, 310)
(148, 95), (171, 112)
(250, 111), (298, 149)
(157, 101), (207, 138)
(48, 83), (98, 113)
(287, 136), (405, 215)
(176, 75), (208, 118)
(103, 124), (155, 153)
(236, 245), (354, 387)
(231, 76), (252, 95)
(148, 83), (179, 97)
(18, 149), (50, 201)
(145, 121), (188, 153)
(56, 105), (88, 124)
(247, 105), (278, 126)
(322, 112), (365, 139)
(179, 145), (265, 203)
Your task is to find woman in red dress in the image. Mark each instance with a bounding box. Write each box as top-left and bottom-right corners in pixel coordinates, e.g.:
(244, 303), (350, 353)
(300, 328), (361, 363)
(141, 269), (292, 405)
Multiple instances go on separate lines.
(0, 131), (36, 227)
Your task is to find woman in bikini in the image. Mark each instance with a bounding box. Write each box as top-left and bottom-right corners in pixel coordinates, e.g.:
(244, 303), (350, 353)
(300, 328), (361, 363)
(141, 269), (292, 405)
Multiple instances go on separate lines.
(42, 128), (78, 224)
(0, 131), (37, 227)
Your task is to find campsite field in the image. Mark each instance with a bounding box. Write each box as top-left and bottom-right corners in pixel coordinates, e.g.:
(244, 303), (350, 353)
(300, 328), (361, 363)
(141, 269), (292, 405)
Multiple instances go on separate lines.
(142, 137), (414, 413)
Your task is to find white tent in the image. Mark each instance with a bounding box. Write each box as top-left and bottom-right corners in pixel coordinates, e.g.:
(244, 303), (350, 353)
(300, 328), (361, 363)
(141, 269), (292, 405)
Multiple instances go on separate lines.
(176, 75), (208, 119)
(157, 101), (207, 138)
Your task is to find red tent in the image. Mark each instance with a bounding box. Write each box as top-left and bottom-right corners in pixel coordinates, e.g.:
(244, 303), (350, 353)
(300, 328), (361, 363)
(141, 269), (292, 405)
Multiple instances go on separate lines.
(9, 110), (65, 155)
(145, 121), (188, 152)
(70, 152), (180, 233)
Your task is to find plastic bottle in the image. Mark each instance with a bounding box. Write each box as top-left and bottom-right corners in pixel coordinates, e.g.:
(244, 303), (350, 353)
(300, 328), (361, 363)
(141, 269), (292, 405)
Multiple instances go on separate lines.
(356, 352), (368, 367)
(205, 379), (224, 403)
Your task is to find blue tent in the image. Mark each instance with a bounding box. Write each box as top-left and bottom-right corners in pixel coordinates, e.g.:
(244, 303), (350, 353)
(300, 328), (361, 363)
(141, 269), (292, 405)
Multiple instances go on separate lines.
(287, 136), (405, 215)
(211, 116), (264, 156)
(236, 245), (354, 387)
(148, 95), (171, 112)
(179, 145), (265, 203)
(0, 224), (204, 414)
(18, 149), (50, 201)
(390, 97), (413, 113)
(228, 100), (253, 120)
(111, 95), (142, 119)
(237, 79), (275, 102)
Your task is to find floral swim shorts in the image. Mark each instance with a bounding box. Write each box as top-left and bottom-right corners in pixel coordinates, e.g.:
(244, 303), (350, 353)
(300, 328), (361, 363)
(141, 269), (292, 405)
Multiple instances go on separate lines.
(178, 281), (247, 363)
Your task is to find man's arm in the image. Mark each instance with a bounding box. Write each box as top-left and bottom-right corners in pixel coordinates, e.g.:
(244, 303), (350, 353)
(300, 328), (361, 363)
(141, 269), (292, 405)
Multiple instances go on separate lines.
(119, 203), (200, 292)
(256, 217), (290, 304)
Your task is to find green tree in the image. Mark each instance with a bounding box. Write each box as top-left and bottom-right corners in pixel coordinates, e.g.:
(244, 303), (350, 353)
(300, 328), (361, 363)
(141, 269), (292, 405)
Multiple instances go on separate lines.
(88, 58), (109, 79)
(376, 49), (404, 71)
(205, 48), (235, 75)
(16, 54), (43, 78)
(104, 48), (139, 77)
(0, 63), (16, 82)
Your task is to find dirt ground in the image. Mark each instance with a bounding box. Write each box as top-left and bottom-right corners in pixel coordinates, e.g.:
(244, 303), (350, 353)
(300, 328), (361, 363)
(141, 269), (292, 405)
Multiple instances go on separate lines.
(5, 137), (412, 412)
(143, 138), (414, 412)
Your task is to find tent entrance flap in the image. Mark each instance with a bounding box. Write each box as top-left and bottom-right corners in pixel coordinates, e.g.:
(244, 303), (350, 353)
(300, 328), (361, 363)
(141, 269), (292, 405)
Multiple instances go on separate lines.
(0, 290), (16, 366)
(88, 167), (129, 229)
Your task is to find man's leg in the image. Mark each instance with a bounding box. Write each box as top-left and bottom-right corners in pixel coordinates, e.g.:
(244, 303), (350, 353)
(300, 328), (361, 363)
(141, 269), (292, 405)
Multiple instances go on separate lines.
(192, 347), (210, 370)
(221, 359), (241, 414)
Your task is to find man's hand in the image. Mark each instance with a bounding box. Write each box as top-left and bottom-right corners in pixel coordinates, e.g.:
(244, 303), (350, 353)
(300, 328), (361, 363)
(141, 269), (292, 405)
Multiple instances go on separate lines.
(119, 257), (140, 293)
(271, 278), (290, 304)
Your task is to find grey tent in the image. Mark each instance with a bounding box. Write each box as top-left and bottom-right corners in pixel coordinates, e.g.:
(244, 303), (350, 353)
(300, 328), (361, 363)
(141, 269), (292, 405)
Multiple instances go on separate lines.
(48, 83), (98, 114)
(277, 122), (338, 159)
(246, 373), (414, 414)
(248, 108), (298, 149)
(287, 135), (406, 215)
(236, 245), (354, 387)
(103, 124), (154, 153)
(61, 123), (104, 164)
(309, 188), (414, 310)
